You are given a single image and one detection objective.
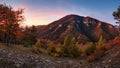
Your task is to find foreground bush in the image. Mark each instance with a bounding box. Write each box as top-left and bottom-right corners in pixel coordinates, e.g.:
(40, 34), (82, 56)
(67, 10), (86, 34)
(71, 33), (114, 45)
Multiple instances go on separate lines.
(46, 37), (82, 58)
(32, 39), (48, 54)
(59, 37), (81, 58)
(86, 36), (106, 62)
(86, 45), (105, 62)
(32, 35), (119, 62)
(84, 42), (96, 56)
(47, 41), (56, 56)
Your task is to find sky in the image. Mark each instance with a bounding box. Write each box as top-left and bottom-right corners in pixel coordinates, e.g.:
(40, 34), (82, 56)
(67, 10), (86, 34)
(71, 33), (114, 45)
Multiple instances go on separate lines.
(0, 0), (120, 26)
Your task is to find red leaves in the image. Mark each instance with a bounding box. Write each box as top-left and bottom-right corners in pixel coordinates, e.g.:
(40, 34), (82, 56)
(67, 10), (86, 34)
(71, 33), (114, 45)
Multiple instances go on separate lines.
(86, 45), (105, 62)
(0, 4), (24, 45)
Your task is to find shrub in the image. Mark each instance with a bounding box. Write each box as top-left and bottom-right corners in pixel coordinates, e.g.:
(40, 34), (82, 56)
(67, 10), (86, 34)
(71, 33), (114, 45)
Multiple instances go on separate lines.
(32, 36), (82, 58)
(32, 41), (42, 54)
(86, 36), (106, 62)
(32, 40), (48, 54)
(60, 36), (70, 57)
(98, 35), (106, 46)
(47, 40), (56, 56)
(86, 42), (105, 62)
(60, 37), (81, 57)
(105, 40), (113, 50)
(84, 42), (96, 56)
(22, 41), (29, 47)
(86, 52), (97, 62)
(38, 39), (48, 49)
(47, 45), (56, 55)
(68, 38), (81, 57)
(113, 36), (120, 46)
(86, 45), (105, 62)
(55, 44), (62, 57)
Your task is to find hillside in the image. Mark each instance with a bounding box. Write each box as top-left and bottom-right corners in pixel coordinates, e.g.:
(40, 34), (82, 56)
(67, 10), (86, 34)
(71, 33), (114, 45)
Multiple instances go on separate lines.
(37, 14), (119, 43)
(0, 42), (120, 68)
(0, 44), (82, 68)
(85, 45), (120, 68)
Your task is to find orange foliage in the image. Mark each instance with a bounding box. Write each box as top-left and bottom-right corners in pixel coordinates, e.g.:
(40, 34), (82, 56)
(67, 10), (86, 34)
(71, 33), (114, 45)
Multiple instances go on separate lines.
(113, 36), (120, 46)
(86, 44), (105, 62)
(105, 40), (114, 50)
(104, 36), (120, 50)
(86, 36), (120, 62)
(87, 52), (97, 62)
(16, 31), (25, 40)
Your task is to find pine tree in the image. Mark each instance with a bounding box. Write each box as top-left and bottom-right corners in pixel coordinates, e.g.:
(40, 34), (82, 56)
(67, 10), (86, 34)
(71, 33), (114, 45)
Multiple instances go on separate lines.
(62, 36), (70, 56)
(113, 6), (120, 34)
(113, 6), (120, 26)
(98, 35), (105, 46)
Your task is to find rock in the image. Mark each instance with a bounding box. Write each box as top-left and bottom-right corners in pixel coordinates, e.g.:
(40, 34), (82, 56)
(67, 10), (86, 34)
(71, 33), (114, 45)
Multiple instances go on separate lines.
(102, 61), (106, 63)
(35, 60), (39, 63)
(16, 63), (20, 67)
(108, 59), (111, 63)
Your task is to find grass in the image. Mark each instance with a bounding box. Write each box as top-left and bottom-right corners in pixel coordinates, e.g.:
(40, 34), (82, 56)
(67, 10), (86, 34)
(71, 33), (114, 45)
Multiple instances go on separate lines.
(0, 43), (34, 55)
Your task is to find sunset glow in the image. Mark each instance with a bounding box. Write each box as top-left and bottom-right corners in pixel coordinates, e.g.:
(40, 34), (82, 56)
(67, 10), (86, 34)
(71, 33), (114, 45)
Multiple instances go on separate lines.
(1, 0), (119, 26)
(21, 7), (72, 26)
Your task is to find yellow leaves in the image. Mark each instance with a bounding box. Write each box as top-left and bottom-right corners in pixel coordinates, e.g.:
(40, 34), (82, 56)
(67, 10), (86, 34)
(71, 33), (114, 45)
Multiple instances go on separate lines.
(55, 45), (62, 54)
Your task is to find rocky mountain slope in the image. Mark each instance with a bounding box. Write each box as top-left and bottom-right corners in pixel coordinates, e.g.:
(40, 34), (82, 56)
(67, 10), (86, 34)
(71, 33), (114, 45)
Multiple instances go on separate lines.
(37, 14), (119, 43)
(0, 43), (120, 68)
(0, 44), (83, 68)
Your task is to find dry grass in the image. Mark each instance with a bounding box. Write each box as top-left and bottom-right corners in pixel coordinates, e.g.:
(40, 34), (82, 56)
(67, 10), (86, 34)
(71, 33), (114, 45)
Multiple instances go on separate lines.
(0, 43), (33, 54)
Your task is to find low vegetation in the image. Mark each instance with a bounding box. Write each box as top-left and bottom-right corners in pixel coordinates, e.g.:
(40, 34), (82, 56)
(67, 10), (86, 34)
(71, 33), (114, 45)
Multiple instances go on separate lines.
(32, 36), (82, 58)
(31, 35), (120, 62)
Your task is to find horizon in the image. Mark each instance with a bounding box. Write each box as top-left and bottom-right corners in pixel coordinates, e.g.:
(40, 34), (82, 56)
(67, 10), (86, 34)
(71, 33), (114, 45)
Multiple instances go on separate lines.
(0, 0), (120, 26)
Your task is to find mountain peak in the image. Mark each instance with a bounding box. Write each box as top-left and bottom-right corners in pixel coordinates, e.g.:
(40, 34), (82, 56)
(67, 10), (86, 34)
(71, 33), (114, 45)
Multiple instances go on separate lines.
(38, 14), (119, 43)
(48, 14), (84, 27)
(65, 14), (84, 18)
(58, 14), (84, 21)
(84, 16), (100, 23)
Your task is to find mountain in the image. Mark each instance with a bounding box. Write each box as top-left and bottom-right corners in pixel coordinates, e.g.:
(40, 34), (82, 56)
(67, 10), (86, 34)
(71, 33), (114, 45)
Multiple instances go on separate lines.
(37, 14), (119, 43)
(36, 25), (47, 37)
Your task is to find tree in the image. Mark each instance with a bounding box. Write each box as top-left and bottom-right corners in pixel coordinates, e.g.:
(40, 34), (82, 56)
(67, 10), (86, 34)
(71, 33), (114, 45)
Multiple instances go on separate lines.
(23, 25), (37, 47)
(62, 36), (70, 56)
(61, 36), (81, 57)
(68, 38), (81, 57)
(0, 4), (24, 45)
(85, 42), (96, 56)
(113, 6), (120, 28)
(98, 35), (105, 46)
